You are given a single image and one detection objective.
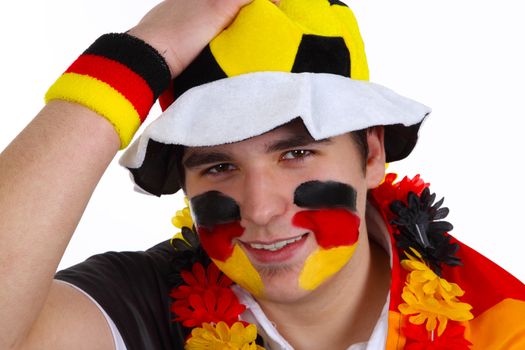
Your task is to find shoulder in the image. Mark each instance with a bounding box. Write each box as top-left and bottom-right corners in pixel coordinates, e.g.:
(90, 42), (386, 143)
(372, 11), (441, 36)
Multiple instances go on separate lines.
(55, 240), (187, 350)
(56, 240), (176, 292)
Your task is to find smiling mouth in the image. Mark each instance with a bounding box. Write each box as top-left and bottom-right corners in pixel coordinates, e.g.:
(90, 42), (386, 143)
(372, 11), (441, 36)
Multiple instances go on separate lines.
(244, 233), (308, 252)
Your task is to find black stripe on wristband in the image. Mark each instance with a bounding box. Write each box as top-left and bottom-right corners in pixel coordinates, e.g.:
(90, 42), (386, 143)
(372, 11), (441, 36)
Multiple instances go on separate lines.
(84, 33), (171, 98)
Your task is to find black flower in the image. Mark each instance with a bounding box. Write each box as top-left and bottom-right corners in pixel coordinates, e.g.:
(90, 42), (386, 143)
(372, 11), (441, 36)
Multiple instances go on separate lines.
(168, 226), (211, 285)
(390, 188), (461, 275)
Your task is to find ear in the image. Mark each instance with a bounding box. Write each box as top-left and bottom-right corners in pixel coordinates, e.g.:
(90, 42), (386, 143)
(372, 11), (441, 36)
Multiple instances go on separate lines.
(365, 126), (386, 189)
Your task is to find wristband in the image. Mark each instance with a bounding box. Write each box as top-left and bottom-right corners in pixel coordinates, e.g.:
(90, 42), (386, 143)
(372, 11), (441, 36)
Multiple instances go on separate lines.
(45, 33), (171, 149)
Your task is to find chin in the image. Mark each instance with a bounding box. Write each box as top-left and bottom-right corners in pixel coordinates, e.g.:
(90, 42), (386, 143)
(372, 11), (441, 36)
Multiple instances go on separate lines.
(251, 261), (316, 303)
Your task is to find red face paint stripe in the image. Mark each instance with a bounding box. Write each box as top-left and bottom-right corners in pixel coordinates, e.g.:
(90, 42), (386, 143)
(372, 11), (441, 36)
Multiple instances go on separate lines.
(66, 54), (154, 121)
(197, 222), (245, 262)
(292, 208), (360, 249)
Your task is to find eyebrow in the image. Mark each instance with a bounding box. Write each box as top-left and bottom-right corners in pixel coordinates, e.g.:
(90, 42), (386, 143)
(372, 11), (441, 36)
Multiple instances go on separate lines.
(183, 136), (332, 170)
(265, 135), (332, 153)
(183, 151), (233, 170)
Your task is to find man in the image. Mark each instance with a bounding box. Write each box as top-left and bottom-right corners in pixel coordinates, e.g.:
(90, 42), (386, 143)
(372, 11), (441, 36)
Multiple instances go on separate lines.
(2, 0), (524, 278)
(0, 1), (523, 350)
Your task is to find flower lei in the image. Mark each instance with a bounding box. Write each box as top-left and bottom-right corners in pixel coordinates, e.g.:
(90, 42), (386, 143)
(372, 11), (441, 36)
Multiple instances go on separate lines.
(169, 198), (264, 349)
(168, 175), (474, 349)
(372, 174), (474, 349)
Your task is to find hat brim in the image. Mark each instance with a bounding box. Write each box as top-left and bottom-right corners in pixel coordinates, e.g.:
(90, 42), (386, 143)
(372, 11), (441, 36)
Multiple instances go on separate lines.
(120, 72), (430, 196)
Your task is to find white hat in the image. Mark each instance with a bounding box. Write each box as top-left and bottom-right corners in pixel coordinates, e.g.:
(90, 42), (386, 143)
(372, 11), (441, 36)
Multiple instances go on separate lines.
(120, 0), (430, 196)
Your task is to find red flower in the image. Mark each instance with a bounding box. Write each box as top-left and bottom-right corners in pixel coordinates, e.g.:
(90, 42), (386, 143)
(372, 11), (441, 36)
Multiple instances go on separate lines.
(371, 173), (430, 221)
(170, 262), (233, 300)
(170, 262), (245, 328)
(171, 288), (246, 327)
(403, 323), (472, 350)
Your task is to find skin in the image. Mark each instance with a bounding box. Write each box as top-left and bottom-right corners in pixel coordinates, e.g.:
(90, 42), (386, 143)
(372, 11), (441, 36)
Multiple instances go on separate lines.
(0, 1), (256, 349)
(184, 121), (391, 349)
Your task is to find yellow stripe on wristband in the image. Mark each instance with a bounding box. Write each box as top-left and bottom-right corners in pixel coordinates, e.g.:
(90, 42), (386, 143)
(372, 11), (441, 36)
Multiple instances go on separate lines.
(45, 73), (141, 149)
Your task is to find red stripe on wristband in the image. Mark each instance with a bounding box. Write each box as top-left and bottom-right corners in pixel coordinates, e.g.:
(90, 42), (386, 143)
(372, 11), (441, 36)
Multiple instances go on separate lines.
(66, 54), (154, 122)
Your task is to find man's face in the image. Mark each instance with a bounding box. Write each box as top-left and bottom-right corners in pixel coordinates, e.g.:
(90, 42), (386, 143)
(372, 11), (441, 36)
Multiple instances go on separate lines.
(183, 121), (384, 303)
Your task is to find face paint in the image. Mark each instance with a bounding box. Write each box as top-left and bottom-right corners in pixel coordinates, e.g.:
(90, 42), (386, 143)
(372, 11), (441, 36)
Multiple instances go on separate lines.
(294, 181), (357, 210)
(293, 209), (360, 248)
(197, 222), (244, 261)
(292, 181), (361, 290)
(213, 245), (264, 297)
(293, 181), (360, 248)
(191, 191), (243, 260)
(299, 246), (357, 290)
(190, 191), (264, 296)
(190, 191), (240, 228)
(190, 180), (361, 296)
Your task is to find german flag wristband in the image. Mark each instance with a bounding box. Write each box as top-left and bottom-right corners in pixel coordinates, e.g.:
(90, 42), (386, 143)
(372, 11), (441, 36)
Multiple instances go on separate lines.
(45, 33), (171, 149)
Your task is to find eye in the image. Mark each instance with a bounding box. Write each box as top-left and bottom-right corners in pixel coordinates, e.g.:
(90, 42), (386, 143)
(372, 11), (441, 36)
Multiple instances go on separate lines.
(203, 163), (237, 175)
(281, 149), (313, 161)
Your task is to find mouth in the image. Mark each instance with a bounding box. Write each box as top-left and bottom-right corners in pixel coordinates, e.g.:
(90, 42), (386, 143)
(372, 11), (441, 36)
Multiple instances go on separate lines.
(239, 233), (310, 264)
(247, 234), (306, 251)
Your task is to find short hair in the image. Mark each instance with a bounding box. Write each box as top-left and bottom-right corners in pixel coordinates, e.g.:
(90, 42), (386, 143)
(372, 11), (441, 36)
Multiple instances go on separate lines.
(350, 128), (369, 172)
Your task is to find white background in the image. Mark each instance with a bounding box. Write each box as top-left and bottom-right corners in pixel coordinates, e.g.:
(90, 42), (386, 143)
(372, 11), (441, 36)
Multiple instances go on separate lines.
(1, 0), (523, 282)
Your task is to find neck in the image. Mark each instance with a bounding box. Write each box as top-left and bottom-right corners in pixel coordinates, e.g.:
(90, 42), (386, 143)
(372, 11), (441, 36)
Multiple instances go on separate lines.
(256, 210), (391, 350)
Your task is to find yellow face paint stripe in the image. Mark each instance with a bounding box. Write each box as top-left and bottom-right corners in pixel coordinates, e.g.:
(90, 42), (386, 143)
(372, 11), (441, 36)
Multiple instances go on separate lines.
(299, 245), (358, 290)
(45, 72), (141, 148)
(212, 244), (265, 297)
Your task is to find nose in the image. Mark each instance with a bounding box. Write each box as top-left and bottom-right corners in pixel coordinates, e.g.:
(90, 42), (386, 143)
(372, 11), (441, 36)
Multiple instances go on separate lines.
(239, 169), (289, 228)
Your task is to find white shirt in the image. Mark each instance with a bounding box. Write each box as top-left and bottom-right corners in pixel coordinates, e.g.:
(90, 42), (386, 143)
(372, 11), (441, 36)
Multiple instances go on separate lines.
(232, 285), (390, 350)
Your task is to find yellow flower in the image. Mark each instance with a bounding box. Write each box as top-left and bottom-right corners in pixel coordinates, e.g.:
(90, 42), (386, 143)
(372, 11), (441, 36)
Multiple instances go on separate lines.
(170, 198), (195, 245)
(185, 322), (265, 350)
(172, 197), (194, 229)
(398, 248), (473, 336)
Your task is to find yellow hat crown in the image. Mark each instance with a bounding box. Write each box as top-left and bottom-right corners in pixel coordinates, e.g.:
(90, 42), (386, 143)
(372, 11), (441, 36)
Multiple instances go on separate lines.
(160, 0), (369, 109)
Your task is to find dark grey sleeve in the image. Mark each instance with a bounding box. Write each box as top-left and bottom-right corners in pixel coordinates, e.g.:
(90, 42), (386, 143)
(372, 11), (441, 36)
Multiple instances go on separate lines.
(55, 240), (187, 350)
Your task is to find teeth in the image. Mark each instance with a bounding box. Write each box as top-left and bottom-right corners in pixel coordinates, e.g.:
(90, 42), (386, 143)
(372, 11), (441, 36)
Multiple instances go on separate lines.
(249, 235), (304, 251)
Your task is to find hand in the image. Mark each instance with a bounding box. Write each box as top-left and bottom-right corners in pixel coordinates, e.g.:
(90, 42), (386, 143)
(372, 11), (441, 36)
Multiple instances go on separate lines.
(128, 0), (256, 78)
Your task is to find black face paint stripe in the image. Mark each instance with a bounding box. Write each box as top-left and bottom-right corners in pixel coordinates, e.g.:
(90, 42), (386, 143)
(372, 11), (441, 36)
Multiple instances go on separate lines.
(190, 191), (240, 228)
(294, 181), (357, 211)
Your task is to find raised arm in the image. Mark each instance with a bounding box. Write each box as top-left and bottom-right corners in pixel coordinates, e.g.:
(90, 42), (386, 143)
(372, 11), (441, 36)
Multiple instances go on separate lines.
(0, 1), (253, 349)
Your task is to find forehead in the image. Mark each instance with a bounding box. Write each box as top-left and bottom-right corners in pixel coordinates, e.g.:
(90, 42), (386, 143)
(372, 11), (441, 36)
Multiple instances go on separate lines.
(183, 118), (315, 157)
